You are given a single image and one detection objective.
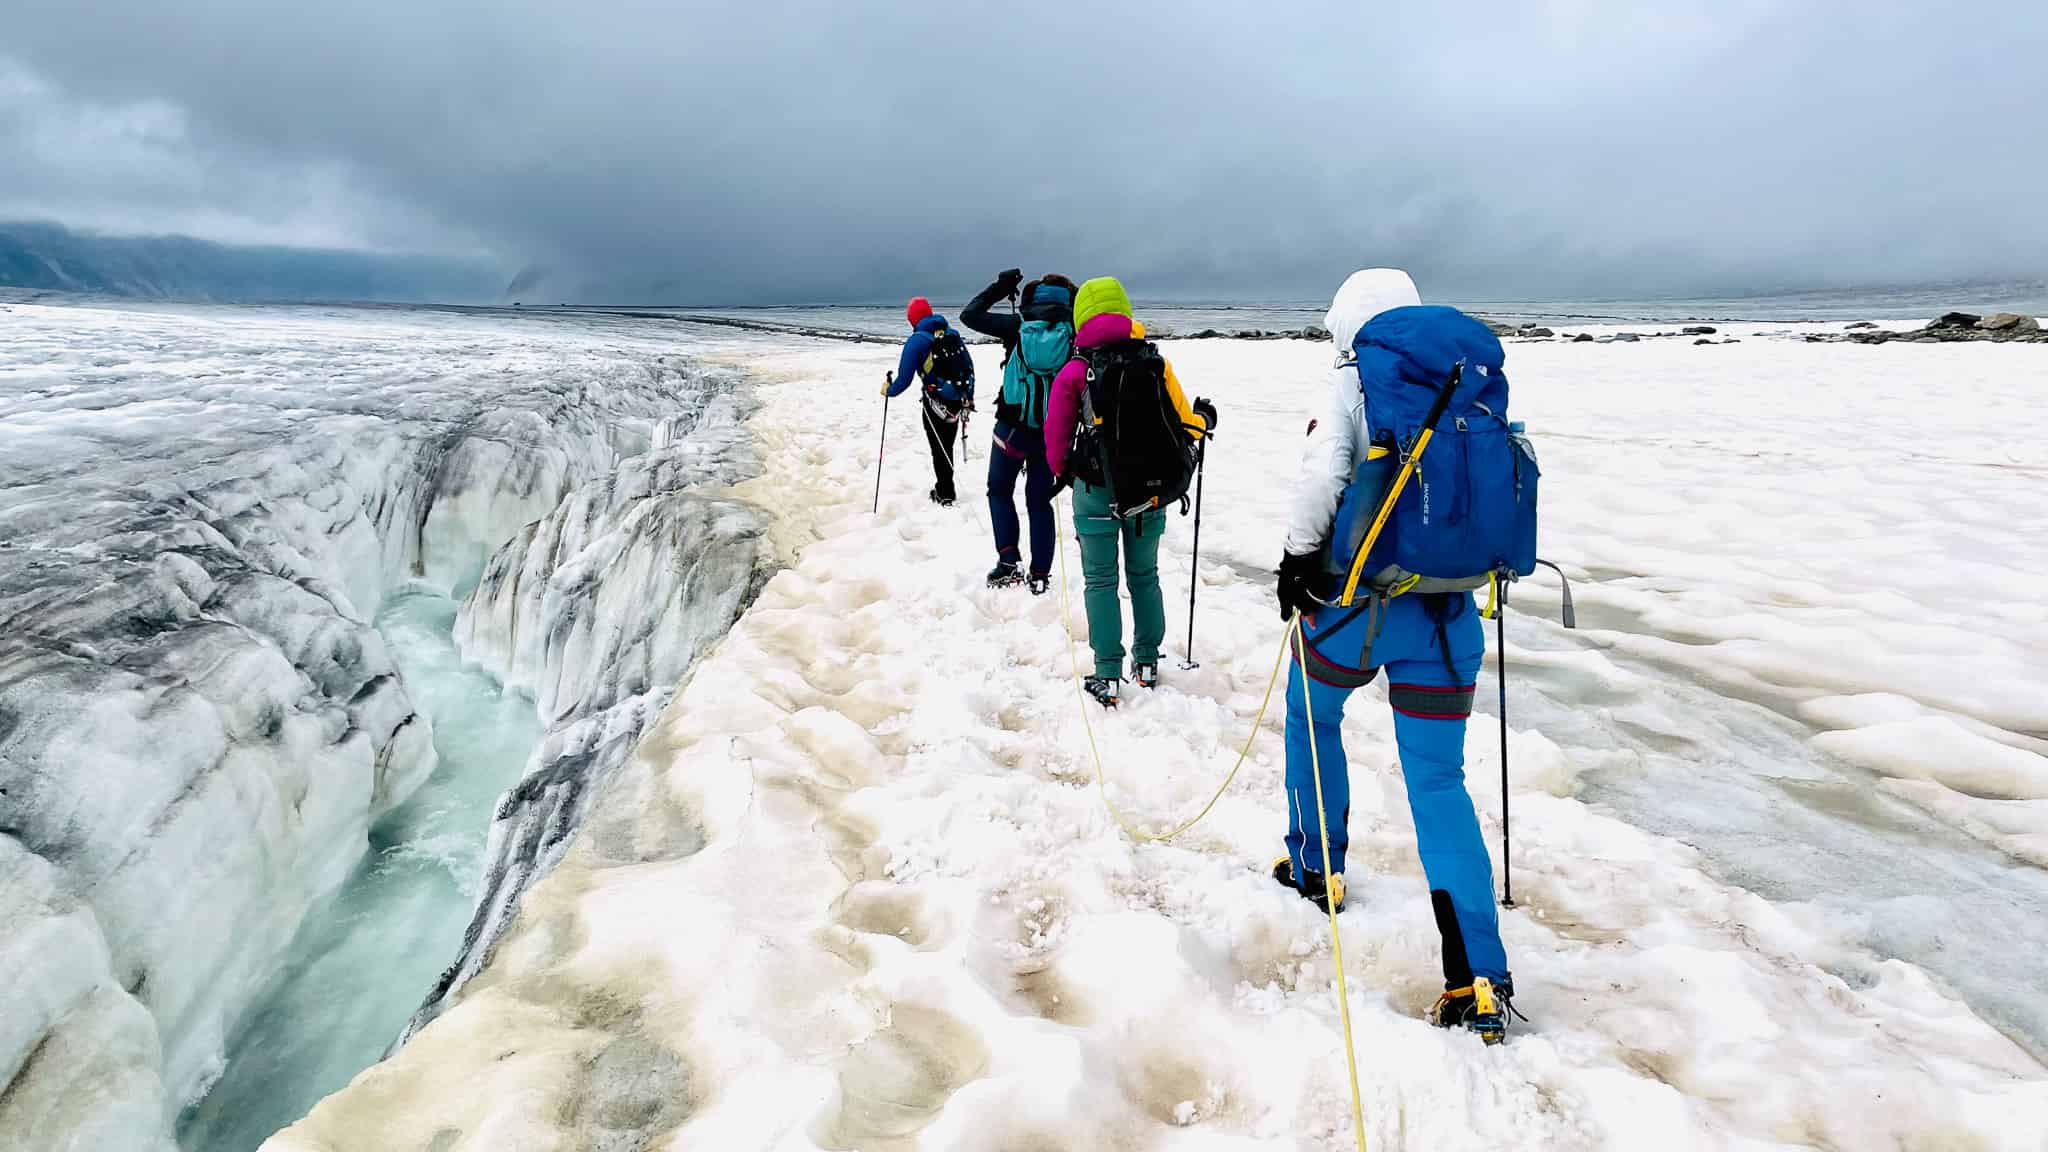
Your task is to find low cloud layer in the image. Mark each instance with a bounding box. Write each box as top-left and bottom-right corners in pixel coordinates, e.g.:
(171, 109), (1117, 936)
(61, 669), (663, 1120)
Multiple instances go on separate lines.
(0, 60), (447, 253)
(5, 1), (2044, 303)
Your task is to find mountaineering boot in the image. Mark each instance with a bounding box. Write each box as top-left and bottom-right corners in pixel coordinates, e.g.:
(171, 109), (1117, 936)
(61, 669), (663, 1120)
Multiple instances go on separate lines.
(1028, 572), (1051, 596)
(1133, 663), (1160, 690)
(987, 559), (1024, 588)
(1425, 889), (1517, 1041)
(929, 487), (955, 507)
(1430, 976), (1517, 1045)
(1271, 857), (1346, 914)
(1084, 676), (1121, 709)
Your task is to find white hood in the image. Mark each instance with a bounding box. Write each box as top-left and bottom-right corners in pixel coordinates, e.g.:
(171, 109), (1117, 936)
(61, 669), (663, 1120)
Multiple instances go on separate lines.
(1286, 268), (1422, 555)
(1323, 268), (1421, 361)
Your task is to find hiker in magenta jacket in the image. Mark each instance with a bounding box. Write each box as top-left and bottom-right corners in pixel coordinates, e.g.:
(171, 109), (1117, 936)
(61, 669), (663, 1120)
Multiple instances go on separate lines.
(1043, 277), (1212, 706)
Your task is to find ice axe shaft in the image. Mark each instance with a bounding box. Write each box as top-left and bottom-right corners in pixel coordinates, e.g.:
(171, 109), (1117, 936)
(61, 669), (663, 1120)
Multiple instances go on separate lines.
(1338, 362), (1463, 607)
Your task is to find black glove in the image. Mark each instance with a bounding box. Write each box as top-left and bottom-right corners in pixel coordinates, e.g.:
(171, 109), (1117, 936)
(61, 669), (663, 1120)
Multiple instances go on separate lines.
(1192, 397), (1218, 433)
(1277, 550), (1324, 622)
(1049, 472), (1072, 498)
(995, 268), (1024, 296)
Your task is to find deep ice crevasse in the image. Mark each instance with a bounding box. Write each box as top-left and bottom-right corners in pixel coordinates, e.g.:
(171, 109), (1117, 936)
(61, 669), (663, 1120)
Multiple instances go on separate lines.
(0, 301), (750, 1151)
(403, 401), (768, 1044)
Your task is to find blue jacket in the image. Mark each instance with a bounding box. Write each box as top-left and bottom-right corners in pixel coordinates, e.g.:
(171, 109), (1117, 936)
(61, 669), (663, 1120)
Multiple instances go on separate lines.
(886, 315), (970, 403)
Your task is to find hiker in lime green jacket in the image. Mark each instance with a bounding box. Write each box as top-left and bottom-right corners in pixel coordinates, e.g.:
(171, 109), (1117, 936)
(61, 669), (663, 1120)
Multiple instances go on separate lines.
(1044, 277), (1215, 707)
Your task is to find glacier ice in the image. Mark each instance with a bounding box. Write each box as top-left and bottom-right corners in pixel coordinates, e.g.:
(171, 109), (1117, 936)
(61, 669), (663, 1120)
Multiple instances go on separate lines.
(0, 299), (759, 1150)
(406, 402), (766, 1042)
(174, 591), (543, 1151)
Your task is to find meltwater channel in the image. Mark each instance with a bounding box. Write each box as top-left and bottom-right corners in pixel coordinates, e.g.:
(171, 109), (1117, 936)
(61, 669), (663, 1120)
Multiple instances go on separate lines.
(178, 591), (540, 1151)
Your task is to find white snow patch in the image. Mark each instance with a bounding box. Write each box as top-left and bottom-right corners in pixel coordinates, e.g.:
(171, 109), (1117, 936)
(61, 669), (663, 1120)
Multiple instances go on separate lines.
(1816, 716), (2048, 802)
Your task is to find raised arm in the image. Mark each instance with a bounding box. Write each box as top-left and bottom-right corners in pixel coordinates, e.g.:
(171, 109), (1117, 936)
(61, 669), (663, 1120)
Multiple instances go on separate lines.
(959, 271), (1023, 347)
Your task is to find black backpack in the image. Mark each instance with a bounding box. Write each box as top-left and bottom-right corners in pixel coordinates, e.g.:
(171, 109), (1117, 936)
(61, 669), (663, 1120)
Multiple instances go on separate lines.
(1071, 339), (1197, 518)
(924, 326), (975, 401)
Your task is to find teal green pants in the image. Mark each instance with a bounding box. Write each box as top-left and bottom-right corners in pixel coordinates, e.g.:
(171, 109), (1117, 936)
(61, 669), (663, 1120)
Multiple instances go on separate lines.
(1072, 481), (1166, 679)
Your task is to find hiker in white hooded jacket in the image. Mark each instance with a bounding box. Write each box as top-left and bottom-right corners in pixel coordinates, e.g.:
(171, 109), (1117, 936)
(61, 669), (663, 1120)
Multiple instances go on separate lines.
(1273, 268), (1518, 1042)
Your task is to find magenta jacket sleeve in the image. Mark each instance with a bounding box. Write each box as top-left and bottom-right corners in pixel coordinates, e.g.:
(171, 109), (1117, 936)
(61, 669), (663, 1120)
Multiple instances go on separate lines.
(1043, 357), (1088, 476)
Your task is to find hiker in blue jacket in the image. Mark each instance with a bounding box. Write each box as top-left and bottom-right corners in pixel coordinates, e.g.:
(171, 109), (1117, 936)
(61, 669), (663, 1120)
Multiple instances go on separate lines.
(885, 296), (975, 505)
(960, 269), (1077, 591)
(1273, 268), (1517, 1043)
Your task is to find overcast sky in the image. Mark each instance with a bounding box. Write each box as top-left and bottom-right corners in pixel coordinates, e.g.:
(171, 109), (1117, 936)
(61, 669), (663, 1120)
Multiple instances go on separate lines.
(4, 1), (2044, 303)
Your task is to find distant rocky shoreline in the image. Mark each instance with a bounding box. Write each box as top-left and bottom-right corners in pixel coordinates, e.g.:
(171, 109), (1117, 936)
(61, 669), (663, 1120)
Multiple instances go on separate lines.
(1807, 311), (2045, 344)
(1154, 311), (2044, 347)
(1154, 321), (1740, 344)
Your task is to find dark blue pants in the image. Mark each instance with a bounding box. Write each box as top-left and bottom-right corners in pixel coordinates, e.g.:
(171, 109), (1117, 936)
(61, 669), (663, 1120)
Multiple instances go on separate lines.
(1284, 592), (1508, 982)
(986, 427), (1055, 576)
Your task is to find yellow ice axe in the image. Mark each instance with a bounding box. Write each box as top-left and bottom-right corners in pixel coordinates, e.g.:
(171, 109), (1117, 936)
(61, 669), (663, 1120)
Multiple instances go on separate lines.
(1338, 361), (1464, 607)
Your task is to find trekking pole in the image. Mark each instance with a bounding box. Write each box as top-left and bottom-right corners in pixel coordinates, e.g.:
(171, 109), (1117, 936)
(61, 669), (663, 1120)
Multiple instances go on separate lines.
(1180, 435), (1208, 670)
(1498, 558), (1574, 907)
(873, 375), (892, 514)
(1496, 574), (1513, 908)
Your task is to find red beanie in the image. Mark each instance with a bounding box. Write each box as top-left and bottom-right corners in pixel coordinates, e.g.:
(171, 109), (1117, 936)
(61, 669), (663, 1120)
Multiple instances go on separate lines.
(906, 296), (933, 327)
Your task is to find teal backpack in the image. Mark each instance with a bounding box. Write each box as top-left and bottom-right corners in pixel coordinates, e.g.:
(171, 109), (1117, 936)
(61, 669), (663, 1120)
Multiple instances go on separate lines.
(998, 320), (1074, 430)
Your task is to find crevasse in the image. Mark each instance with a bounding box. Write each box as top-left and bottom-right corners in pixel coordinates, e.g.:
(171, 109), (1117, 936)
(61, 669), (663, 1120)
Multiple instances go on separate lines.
(0, 303), (763, 1152)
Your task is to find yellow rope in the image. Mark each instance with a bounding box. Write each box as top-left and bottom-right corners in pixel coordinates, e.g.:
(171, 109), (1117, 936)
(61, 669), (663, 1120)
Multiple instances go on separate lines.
(1293, 613), (1368, 1152)
(1052, 500), (1288, 842)
(1051, 499), (1367, 1150)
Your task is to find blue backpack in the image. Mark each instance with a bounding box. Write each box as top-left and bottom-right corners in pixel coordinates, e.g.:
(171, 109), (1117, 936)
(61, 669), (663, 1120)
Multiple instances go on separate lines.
(1324, 305), (1539, 598)
(998, 319), (1074, 430)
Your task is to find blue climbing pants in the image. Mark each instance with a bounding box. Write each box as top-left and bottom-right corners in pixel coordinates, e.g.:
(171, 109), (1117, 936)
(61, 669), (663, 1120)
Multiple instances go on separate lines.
(986, 427), (1055, 577)
(1283, 591), (1509, 983)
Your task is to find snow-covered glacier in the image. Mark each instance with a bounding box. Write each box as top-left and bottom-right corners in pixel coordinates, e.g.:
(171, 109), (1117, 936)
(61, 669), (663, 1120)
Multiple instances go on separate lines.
(0, 298), (762, 1150)
(266, 327), (2048, 1152)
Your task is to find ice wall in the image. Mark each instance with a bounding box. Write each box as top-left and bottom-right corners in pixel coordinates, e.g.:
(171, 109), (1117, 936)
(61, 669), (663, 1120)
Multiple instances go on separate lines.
(0, 301), (746, 1151)
(403, 414), (765, 1041)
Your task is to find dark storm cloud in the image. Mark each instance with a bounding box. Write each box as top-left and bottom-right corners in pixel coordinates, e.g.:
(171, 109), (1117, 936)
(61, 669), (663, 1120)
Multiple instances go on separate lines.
(4, 1), (2044, 302)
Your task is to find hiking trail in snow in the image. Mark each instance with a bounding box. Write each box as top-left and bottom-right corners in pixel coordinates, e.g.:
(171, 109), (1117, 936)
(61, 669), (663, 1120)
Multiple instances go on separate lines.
(272, 325), (2048, 1151)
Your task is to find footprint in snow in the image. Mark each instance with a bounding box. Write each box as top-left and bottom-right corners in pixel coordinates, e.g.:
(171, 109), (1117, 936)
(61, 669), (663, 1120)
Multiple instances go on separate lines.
(811, 1001), (989, 1150)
